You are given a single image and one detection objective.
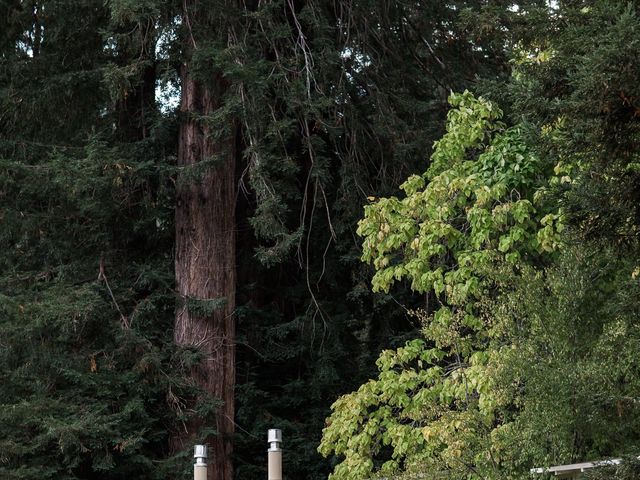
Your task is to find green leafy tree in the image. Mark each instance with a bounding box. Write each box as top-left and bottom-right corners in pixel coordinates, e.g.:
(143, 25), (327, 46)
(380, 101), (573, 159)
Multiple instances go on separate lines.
(483, 246), (640, 477)
(319, 92), (562, 479)
(472, 1), (640, 474)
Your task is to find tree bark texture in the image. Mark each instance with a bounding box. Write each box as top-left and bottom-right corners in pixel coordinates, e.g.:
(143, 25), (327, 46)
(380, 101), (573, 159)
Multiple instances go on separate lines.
(174, 52), (236, 480)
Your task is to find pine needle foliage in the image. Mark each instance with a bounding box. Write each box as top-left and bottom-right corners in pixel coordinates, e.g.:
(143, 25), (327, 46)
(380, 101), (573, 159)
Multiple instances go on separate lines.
(0, 1), (203, 478)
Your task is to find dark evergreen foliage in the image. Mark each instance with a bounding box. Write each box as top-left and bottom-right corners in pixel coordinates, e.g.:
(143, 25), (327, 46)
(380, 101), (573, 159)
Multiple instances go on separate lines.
(0, 1), (196, 478)
(502, 1), (640, 248)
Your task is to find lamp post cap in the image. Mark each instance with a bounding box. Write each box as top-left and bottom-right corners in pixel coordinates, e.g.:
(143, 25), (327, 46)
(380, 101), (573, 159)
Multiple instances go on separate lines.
(194, 444), (208, 459)
(268, 429), (282, 444)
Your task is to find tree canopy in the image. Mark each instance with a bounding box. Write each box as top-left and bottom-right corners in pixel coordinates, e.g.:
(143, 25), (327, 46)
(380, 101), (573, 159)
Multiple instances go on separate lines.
(1, 1), (640, 479)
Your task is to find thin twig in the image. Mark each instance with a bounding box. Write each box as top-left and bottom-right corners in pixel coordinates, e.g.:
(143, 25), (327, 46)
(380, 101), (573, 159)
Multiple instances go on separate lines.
(98, 257), (130, 329)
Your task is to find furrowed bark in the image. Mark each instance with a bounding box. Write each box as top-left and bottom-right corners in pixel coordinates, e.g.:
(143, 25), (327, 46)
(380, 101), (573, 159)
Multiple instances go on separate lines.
(174, 21), (236, 480)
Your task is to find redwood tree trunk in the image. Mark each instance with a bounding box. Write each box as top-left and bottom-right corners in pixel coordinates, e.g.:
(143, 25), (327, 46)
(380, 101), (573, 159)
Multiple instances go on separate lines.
(174, 47), (236, 480)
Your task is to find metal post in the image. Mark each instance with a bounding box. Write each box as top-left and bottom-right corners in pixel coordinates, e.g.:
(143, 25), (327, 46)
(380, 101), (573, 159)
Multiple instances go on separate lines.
(267, 429), (282, 480)
(194, 445), (208, 480)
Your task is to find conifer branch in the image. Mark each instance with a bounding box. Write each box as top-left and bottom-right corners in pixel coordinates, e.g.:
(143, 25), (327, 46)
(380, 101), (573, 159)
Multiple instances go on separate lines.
(98, 257), (130, 330)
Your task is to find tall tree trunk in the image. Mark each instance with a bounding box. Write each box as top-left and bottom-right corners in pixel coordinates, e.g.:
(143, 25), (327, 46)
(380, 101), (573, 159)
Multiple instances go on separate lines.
(174, 32), (236, 480)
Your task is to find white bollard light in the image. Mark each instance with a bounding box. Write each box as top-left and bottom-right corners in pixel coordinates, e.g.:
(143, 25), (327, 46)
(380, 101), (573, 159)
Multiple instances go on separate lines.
(267, 429), (282, 480)
(194, 444), (208, 480)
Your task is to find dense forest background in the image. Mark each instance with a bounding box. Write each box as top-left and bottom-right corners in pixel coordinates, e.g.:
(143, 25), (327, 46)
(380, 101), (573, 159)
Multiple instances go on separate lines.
(1, 1), (639, 479)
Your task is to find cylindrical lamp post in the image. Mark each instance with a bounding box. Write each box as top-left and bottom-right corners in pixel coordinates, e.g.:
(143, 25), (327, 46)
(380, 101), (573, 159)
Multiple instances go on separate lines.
(267, 429), (282, 480)
(194, 444), (208, 480)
